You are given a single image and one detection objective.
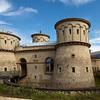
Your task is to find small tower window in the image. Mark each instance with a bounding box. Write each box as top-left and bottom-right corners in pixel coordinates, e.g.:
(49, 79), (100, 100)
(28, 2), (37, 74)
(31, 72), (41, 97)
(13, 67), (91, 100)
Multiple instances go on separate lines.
(35, 55), (37, 58)
(11, 41), (12, 44)
(77, 29), (79, 34)
(4, 68), (7, 71)
(4, 40), (7, 44)
(71, 54), (75, 58)
(72, 67), (75, 73)
(86, 67), (89, 72)
(59, 67), (61, 72)
(35, 75), (37, 79)
(35, 65), (37, 69)
(69, 29), (71, 34)
(62, 30), (64, 36)
(14, 67), (16, 70)
(83, 30), (85, 35)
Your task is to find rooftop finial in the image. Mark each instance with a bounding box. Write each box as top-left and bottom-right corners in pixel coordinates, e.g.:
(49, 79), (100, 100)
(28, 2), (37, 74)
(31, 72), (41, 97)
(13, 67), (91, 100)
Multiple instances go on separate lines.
(40, 30), (42, 34)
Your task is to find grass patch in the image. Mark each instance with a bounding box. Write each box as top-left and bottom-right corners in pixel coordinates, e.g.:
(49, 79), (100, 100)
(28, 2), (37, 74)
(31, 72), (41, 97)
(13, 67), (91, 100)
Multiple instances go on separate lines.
(0, 75), (99, 100)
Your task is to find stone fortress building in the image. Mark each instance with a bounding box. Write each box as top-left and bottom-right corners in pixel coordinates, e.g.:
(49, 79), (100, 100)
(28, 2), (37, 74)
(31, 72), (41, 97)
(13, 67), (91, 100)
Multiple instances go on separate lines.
(0, 18), (99, 89)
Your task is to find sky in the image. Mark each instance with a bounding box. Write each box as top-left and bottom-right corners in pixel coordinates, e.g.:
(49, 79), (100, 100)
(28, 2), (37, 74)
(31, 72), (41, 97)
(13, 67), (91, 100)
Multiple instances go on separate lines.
(0, 0), (100, 52)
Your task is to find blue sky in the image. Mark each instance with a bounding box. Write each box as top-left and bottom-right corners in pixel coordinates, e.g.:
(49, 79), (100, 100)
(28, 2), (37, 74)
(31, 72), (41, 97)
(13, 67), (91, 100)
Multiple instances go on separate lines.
(0, 0), (100, 52)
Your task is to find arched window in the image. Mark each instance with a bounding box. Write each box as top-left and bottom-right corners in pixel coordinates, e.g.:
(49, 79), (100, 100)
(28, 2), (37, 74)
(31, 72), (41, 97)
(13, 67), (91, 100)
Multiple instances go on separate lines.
(45, 57), (54, 73)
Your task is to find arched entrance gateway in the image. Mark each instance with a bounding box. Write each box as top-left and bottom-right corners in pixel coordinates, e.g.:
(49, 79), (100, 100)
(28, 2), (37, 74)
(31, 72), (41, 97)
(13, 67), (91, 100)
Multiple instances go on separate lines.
(20, 58), (27, 77)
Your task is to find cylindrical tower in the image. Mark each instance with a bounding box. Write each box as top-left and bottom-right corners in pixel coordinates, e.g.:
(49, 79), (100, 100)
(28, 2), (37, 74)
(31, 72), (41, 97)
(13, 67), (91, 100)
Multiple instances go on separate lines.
(53, 18), (95, 89)
(0, 30), (20, 75)
(31, 31), (50, 43)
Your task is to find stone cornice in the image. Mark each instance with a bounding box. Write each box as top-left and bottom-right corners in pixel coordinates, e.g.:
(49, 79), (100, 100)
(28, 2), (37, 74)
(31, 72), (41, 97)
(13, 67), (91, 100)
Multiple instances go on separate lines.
(0, 32), (21, 40)
(0, 49), (14, 53)
(15, 48), (56, 53)
(55, 41), (91, 48)
(55, 18), (91, 29)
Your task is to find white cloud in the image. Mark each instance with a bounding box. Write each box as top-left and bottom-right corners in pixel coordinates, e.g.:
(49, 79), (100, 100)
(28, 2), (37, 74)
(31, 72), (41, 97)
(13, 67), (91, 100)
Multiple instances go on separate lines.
(47, 0), (95, 6)
(90, 38), (100, 44)
(1, 7), (38, 16)
(0, 0), (12, 13)
(90, 45), (100, 52)
(0, 20), (11, 25)
(0, 0), (38, 16)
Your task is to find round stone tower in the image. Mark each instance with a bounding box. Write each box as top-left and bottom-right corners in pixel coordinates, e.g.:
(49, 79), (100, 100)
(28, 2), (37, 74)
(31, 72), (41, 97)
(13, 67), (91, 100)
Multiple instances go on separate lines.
(53, 18), (95, 89)
(0, 29), (20, 75)
(31, 31), (50, 43)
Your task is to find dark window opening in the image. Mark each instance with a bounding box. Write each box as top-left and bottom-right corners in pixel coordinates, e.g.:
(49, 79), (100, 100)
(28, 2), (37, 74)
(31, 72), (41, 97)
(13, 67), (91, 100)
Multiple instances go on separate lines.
(59, 67), (61, 72)
(35, 65), (37, 69)
(72, 67), (75, 73)
(35, 76), (36, 79)
(4, 68), (7, 71)
(69, 29), (71, 34)
(11, 41), (12, 44)
(14, 67), (16, 70)
(77, 29), (79, 34)
(83, 30), (85, 35)
(35, 55), (37, 58)
(5, 40), (7, 44)
(62, 30), (64, 36)
(86, 67), (88, 72)
(72, 54), (75, 58)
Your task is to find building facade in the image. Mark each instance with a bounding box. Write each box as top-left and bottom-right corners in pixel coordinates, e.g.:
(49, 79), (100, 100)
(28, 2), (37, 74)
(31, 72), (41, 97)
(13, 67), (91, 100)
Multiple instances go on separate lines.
(0, 18), (98, 89)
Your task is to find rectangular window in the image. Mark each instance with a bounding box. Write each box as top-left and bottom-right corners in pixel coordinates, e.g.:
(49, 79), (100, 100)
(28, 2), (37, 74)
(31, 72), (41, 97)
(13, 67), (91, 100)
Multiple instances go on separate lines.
(72, 67), (75, 73)
(83, 30), (85, 35)
(69, 29), (71, 34)
(77, 29), (79, 34)
(35, 55), (37, 58)
(86, 67), (88, 72)
(59, 67), (61, 72)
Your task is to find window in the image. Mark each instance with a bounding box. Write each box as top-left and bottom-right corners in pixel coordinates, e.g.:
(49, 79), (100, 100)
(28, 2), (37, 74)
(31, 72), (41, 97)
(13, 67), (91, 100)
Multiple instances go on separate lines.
(72, 67), (75, 73)
(62, 30), (64, 36)
(69, 29), (71, 34)
(45, 57), (54, 73)
(4, 68), (7, 71)
(86, 67), (88, 72)
(14, 67), (16, 70)
(71, 54), (75, 58)
(59, 67), (61, 72)
(62, 25), (65, 36)
(4, 40), (7, 44)
(83, 30), (85, 35)
(35, 55), (37, 58)
(35, 75), (36, 79)
(11, 41), (12, 44)
(35, 65), (37, 69)
(77, 29), (79, 34)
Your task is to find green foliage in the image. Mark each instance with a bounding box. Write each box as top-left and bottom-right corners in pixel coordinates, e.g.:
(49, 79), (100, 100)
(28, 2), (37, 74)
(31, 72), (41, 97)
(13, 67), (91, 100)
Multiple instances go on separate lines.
(0, 76), (100, 100)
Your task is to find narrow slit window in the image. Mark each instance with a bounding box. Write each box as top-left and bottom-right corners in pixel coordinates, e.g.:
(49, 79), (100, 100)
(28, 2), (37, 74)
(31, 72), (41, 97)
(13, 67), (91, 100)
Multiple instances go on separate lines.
(59, 67), (61, 72)
(5, 40), (7, 44)
(83, 30), (85, 35)
(35, 76), (36, 79)
(77, 29), (79, 34)
(69, 29), (71, 34)
(71, 54), (75, 58)
(86, 67), (88, 72)
(35, 55), (37, 58)
(35, 65), (37, 69)
(4, 68), (7, 71)
(72, 67), (75, 73)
